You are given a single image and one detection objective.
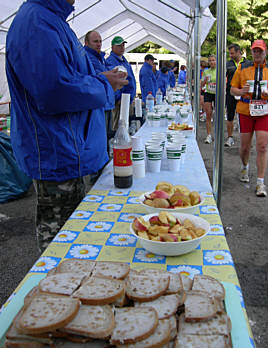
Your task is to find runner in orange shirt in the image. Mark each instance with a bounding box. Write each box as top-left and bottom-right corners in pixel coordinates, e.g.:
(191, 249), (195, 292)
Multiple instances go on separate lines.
(231, 39), (268, 197)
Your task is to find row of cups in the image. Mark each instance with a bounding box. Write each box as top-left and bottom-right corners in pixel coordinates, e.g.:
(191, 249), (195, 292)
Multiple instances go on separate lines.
(131, 132), (187, 176)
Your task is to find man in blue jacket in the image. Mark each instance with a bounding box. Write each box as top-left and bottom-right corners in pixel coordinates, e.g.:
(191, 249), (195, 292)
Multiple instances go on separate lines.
(106, 36), (136, 131)
(139, 54), (157, 104)
(84, 30), (114, 148)
(6, 0), (128, 252)
(168, 60), (177, 88)
(157, 67), (169, 97)
(178, 65), (187, 84)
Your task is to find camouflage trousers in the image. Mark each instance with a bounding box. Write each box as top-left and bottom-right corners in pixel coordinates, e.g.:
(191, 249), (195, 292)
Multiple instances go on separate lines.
(33, 178), (85, 253)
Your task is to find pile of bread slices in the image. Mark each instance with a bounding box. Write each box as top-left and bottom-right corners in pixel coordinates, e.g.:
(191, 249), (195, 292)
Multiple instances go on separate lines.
(4, 260), (232, 348)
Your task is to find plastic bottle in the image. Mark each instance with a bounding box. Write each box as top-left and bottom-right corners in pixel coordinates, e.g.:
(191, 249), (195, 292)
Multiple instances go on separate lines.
(146, 92), (154, 112)
(156, 88), (163, 105)
(113, 119), (133, 188)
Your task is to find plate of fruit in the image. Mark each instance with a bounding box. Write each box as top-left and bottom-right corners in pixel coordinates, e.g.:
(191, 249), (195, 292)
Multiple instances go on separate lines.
(130, 211), (210, 256)
(138, 182), (204, 214)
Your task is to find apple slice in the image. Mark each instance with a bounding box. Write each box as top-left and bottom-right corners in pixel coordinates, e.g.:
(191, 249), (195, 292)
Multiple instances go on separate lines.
(132, 217), (150, 233)
(150, 190), (170, 199)
(166, 212), (176, 226)
(158, 211), (169, 225)
(161, 234), (179, 242)
(149, 216), (160, 225)
(169, 224), (183, 234)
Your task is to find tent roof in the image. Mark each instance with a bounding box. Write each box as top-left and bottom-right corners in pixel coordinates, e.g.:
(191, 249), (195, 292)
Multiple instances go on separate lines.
(0, 0), (215, 54)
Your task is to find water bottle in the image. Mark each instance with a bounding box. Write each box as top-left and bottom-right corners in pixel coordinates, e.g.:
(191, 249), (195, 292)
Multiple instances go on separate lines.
(156, 88), (163, 105)
(113, 119), (133, 188)
(146, 92), (154, 112)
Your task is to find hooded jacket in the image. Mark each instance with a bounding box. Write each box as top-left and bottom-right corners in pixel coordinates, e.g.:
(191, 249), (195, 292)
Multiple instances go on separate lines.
(157, 72), (169, 97)
(106, 51), (136, 103)
(6, 0), (113, 181)
(84, 46), (115, 110)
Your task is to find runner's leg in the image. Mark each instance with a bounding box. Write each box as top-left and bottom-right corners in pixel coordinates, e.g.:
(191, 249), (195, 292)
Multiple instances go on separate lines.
(255, 130), (268, 178)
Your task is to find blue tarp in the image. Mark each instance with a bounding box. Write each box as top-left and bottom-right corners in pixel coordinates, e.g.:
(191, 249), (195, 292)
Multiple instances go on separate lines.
(0, 132), (32, 203)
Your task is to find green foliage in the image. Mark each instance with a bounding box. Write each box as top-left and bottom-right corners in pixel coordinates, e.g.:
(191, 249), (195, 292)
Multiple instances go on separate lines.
(130, 41), (174, 54)
(201, 0), (268, 60)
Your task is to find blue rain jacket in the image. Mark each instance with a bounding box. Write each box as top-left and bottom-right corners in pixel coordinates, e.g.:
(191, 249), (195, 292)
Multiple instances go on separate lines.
(168, 70), (176, 88)
(157, 72), (169, 97)
(106, 52), (136, 103)
(6, 0), (114, 181)
(178, 70), (187, 84)
(139, 62), (157, 103)
(84, 46), (114, 111)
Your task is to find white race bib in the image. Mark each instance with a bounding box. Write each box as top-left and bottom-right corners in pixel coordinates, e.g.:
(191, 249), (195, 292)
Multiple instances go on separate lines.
(249, 100), (268, 116)
(207, 82), (216, 93)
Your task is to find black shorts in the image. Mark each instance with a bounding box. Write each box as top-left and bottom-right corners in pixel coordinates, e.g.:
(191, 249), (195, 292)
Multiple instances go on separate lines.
(204, 92), (215, 104)
(226, 94), (237, 121)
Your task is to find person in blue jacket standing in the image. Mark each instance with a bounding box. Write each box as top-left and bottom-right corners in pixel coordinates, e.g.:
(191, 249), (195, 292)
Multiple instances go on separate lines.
(167, 60), (177, 88)
(84, 30), (114, 147)
(139, 54), (157, 104)
(157, 67), (169, 97)
(106, 36), (136, 131)
(5, 0), (128, 252)
(178, 65), (187, 84)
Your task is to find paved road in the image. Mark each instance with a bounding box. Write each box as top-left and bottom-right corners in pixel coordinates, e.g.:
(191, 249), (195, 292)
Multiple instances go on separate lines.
(0, 120), (267, 347)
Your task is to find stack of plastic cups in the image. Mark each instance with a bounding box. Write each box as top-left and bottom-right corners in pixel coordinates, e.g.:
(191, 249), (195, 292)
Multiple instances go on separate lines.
(146, 145), (163, 173)
(132, 136), (145, 179)
(166, 144), (182, 172)
(146, 112), (155, 127)
(152, 112), (161, 127)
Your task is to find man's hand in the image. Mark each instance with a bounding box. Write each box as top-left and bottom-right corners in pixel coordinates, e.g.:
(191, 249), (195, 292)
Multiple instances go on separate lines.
(240, 83), (250, 96)
(102, 69), (128, 91)
(231, 84), (249, 97)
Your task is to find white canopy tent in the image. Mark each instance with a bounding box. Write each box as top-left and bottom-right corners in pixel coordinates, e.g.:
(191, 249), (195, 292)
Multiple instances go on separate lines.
(0, 0), (215, 111)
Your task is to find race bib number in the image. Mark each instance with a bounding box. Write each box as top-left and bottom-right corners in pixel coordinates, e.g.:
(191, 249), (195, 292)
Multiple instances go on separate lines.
(249, 100), (268, 116)
(207, 82), (216, 93)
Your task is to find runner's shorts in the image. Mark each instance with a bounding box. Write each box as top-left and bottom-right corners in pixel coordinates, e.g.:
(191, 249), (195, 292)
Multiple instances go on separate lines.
(204, 92), (215, 104)
(226, 94), (237, 121)
(239, 113), (268, 133)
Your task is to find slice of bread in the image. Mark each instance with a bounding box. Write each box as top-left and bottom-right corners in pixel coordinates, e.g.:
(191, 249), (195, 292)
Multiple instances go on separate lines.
(134, 293), (181, 319)
(168, 315), (177, 341)
(178, 313), (231, 336)
(174, 333), (229, 348)
(72, 276), (125, 305)
(192, 275), (225, 301)
(18, 293), (80, 334)
(139, 269), (183, 294)
(180, 275), (193, 291)
(38, 273), (85, 296)
(61, 304), (115, 339)
(6, 309), (54, 345)
(53, 339), (110, 347)
(110, 307), (158, 345)
(56, 259), (96, 276)
(184, 291), (217, 322)
(126, 273), (170, 302)
(91, 261), (130, 280)
(117, 318), (171, 348)
(4, 340), (46, 347)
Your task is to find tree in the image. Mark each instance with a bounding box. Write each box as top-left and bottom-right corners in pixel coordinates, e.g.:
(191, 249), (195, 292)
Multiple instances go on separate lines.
(201, 0), (268, 59)
(130, 41), (174, 54)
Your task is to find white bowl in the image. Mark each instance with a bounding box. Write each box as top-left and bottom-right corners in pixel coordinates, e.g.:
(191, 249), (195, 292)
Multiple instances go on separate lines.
(130, 212), (210, 256)
(138, 191), (205, 215)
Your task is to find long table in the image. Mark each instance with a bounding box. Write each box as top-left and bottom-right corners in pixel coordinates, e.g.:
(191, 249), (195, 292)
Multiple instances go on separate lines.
(0, 122), (255, 348)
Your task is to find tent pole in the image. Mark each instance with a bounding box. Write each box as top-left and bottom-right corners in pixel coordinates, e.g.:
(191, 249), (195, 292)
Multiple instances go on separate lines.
(213, 0), (227, 208)
(193, 0), (201, 138)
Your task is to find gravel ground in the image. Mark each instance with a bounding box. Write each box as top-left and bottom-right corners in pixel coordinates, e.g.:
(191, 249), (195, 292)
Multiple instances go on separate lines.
(0, 119), (267, 347)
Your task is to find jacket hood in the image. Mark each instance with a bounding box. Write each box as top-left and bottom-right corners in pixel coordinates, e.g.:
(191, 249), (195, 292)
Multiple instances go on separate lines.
(27, 0), (74, 20)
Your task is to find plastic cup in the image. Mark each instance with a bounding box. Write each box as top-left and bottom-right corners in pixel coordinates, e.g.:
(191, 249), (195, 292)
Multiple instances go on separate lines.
(166, 147), (181, 171)
(132, 136), (143, 150)
(146, 146), (162, 172)
(247, 80), (254, 93)
(260, 80), (268, 93)
(132, 150), (144, 161)
(133, 161), (145, 178)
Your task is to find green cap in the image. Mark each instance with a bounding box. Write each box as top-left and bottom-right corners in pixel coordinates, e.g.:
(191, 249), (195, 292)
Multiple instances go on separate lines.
(111, 36), (127, 45)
